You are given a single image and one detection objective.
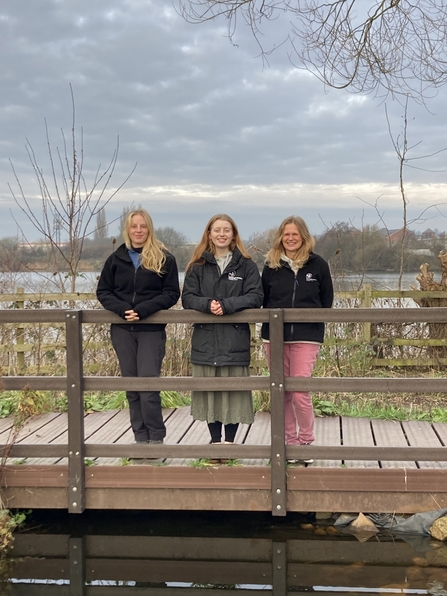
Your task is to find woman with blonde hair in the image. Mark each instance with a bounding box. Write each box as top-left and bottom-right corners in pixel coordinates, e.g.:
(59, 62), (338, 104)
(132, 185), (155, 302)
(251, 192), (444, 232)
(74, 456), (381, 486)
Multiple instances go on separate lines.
(97, 209), (180, 446)
(261, 216), (333, 464)
(182, 214), (263, 452)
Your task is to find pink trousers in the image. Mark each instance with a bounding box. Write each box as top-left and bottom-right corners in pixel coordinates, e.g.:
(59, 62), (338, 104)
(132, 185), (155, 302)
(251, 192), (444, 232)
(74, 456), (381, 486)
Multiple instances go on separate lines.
(265, 342), (320, 445)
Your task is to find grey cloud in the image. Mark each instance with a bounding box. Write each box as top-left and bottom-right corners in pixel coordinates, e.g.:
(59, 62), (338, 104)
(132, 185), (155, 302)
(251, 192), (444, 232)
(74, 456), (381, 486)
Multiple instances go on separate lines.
(1, 0), (447, 242)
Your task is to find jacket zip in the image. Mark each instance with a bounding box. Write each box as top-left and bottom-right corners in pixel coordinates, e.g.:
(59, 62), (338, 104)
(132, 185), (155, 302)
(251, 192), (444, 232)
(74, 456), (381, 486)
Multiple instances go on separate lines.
(290, 271), (299, 337)
(130, 267), (138, 332)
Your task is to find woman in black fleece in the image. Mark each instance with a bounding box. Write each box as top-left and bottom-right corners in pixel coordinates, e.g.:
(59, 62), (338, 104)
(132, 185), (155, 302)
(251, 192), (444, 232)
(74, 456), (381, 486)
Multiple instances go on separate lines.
(97, 209), (180, 445)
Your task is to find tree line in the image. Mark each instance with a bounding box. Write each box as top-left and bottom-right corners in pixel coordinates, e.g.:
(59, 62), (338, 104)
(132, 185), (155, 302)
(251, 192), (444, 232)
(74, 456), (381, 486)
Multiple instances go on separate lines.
(1, 220), (445, 275)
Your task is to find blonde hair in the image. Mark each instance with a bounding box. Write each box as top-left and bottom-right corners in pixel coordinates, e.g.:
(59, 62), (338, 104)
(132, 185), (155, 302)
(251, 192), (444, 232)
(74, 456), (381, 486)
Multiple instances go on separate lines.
(186, 214), (251, 271)
(266, 216), (315, 269)
(123, 209), (166, 274)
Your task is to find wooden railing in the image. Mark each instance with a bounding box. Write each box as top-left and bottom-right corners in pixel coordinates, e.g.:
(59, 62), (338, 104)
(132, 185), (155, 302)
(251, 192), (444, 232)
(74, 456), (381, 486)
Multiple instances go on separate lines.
(2, 286), (447, 369)
(1, 306), (447, 516)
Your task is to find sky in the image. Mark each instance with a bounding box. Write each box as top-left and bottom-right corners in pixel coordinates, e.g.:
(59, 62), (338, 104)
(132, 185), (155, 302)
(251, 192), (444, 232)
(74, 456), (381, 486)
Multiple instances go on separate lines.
(2, 0), (447, 244)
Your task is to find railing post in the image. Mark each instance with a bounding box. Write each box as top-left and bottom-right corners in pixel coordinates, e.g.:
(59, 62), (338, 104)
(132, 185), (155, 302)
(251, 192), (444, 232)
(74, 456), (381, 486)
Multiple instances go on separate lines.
(69, 536), (85, 596)
(272, 541), (287, 595)
(66, 310), (85, 514)
(269, 308), (287, 516)
(15, 287), (25, 373)
(362, 283), (372, 341)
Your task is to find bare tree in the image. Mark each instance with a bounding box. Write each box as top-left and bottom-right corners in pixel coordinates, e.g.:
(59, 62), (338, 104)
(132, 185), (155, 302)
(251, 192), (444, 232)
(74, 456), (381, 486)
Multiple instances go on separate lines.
(8, 85), (136, 292)
(359, 101), (447, 289)
(177, 0), (447, 102)
(94, 209), (109, 242)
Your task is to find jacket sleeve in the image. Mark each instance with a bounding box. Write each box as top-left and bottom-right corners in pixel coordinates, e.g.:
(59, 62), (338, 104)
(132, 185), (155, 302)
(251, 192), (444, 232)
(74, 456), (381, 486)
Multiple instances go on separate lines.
(96, 257), (133, 318)
(181, 265), (212, 313)
(133, 254), (180, 319)
(261, 264), (271, 308)
(319, 259), (334, 308)
(219, 260), (264, 315)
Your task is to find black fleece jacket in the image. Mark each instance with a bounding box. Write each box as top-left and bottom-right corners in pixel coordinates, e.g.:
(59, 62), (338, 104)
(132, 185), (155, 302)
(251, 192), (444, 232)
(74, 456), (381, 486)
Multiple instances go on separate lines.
(96, 243), (180, 331)
(182, 249), (263, 366)
(261, 252), (333, 343)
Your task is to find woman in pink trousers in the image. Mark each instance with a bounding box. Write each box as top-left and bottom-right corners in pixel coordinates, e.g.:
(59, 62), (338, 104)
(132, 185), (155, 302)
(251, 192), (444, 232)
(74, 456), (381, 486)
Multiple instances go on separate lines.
(261, 216), (333, 465)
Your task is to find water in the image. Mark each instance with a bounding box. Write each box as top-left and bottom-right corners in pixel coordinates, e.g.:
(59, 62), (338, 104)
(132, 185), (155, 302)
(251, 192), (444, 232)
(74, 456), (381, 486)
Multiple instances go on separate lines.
(6, 271), (422, 294)
(2, 510), (447, 593)
(336, 272), (422, 291)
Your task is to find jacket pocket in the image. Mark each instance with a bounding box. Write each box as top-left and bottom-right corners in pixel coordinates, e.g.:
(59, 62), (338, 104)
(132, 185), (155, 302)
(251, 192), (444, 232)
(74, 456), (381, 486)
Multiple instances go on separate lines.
(192, 324), (214, 354)
(227, 324), (250, 353)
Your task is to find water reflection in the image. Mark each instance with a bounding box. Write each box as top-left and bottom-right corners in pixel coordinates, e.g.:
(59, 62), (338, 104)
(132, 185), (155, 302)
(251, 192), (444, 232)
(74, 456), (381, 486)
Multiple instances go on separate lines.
(2, 511), (447, 594)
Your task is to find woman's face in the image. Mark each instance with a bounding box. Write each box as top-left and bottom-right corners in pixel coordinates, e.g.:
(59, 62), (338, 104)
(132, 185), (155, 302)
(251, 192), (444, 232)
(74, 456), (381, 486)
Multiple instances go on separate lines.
(281, 223), (303, 258)
(209, 219), (234, 252)
(128, 214), (149, 248)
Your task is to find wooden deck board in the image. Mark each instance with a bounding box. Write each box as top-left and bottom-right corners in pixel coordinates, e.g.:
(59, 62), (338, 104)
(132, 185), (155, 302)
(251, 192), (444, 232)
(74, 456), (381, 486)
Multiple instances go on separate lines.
(164, 407), (210, 467)
(2, 408), (447, 471)
(25, 410), (122, 466)
(0, 417), (13, 434)
(402, 420), (447, 469)
(241, 411), (270, 466)
(341, 416), (379, 468)
(433, 422), (447, 446)
(314, 416), (342, 468)
(93, 409), (179, 466)
(371, 419), (417, 469)
(0, 412), (61, 444)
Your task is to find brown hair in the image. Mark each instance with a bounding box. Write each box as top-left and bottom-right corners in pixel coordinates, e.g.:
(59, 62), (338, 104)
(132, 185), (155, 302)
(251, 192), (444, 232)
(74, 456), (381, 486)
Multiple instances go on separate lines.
(123, 209), (166, 274)
(265, 216), (315, 269)
(186, 214), (251, 271)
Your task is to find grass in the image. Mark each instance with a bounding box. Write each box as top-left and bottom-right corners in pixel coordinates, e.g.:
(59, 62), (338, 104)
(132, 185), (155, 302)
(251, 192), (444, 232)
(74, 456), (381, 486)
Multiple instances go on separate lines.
(313, 393), (447, 422)
(189, 458), (242, 467)
(1, 374), (446, 424)
(189, 458), (217, 468)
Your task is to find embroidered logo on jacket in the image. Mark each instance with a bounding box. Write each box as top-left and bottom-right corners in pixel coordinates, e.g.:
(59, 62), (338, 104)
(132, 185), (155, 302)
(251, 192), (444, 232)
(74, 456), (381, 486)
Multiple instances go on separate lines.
(306, 273), (317, 282)
(228, 271), (243, 281)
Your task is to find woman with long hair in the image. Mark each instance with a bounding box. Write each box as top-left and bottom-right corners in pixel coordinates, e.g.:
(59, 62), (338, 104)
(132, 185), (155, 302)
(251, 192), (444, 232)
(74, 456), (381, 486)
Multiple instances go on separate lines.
(261, 215), (333, 464)
(97, 209), (180, 447)
(182, 214), (263, 453)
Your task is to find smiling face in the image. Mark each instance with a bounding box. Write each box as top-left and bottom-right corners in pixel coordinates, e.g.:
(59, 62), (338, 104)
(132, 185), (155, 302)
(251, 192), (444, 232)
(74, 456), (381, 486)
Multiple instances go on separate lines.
(281, 222), (303, 259)
(128, 214), (149, 248)
(209, 219), (234, 254)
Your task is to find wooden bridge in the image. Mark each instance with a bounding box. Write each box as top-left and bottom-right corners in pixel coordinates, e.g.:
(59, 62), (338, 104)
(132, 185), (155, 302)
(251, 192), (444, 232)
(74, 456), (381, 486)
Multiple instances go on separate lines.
(1, 306), (447, 516)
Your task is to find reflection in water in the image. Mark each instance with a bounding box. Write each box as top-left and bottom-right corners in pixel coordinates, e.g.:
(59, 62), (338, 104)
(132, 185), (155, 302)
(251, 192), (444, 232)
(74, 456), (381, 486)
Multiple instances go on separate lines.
(1, 510), (447, 594)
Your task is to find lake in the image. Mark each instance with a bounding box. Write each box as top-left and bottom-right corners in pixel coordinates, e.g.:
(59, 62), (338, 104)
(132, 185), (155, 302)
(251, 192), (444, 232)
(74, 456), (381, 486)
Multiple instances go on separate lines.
(3, 509), (447, 593)
(4, 270), (424, 293)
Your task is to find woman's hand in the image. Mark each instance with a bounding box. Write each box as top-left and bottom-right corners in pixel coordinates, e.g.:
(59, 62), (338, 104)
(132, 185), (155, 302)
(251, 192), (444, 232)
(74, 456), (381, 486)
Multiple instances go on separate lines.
(124, 309), (140, 321)
(210, 300), (223, 316)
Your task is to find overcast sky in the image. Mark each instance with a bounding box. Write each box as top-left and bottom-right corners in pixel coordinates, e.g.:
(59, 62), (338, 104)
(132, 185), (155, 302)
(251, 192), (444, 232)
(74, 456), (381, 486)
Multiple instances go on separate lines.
(2, 0), (447, 244)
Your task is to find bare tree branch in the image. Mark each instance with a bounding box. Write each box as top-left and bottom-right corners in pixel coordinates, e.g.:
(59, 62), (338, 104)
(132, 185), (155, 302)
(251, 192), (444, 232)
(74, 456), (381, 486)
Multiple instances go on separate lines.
(8, 85), (136, 292)
(177, 0), (447, 102)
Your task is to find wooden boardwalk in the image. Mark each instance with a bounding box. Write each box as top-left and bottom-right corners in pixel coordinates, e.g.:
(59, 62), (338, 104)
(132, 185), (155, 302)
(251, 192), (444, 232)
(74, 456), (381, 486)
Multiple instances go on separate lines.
(2, 407), (447, 516)
(1, 406), (447, 468)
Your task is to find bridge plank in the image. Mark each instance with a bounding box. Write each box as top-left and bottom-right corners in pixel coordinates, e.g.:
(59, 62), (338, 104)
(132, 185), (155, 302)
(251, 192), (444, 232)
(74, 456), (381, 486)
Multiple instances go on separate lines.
(0, 416), (14, 434)
(24, 410), (121, 466)
(371, 419), (417, 469)
(314, 416), (342, 468)
(164, 406), (209, 467)
(341, 416), (379, 468)
(0, 412), (61, 444)
(433, 422), (447, 446)
(241, 411), (271, 466)
(402, 420), (447, 468)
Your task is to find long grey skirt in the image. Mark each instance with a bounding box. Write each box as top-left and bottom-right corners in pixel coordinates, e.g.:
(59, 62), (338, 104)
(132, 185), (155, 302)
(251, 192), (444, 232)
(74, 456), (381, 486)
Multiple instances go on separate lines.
(191, 364), (254, 425)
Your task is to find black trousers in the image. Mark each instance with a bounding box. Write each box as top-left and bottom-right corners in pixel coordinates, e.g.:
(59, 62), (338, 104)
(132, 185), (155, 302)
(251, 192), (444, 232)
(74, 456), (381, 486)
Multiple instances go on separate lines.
(111, 325), (166, 442)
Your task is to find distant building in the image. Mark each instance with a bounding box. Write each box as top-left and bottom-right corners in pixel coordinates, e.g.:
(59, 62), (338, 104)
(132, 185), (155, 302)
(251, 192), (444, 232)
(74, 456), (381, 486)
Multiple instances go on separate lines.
(421, 228), (437, 241)
(379, 228), (416, 245)
(18, 242), (68, 252)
